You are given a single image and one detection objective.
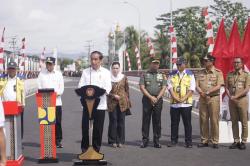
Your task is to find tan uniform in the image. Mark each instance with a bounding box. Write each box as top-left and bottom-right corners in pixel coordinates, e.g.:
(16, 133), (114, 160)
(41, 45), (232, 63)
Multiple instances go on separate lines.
(226, 70), (250, 143)
(196, 66), (224, 144)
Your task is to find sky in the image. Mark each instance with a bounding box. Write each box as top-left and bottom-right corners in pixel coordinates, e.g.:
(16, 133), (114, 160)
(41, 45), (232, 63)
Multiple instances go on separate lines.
(1, 0), (249, 57)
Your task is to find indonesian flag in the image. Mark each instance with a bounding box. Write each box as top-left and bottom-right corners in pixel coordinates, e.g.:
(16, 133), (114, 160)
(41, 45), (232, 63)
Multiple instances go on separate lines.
(124, 50), (131, 71)
(242, 18), (250, 70)
(0, 27), (5, 71)
(146, 37), (155, 58)
(203, 7), (214, 54)
(19, 38), (26, 71)
(39, 47), (46, 70)
(135, 46), (141, 70)
(169, 25), (177, 69)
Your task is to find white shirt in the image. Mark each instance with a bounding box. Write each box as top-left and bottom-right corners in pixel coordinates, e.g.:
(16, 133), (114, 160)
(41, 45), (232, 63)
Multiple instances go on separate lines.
(168, 69), (196, 108)
(2, 76), (17, 101)
(78, 66), (112, 110)
(37, 69), (64, 106)
(0, 98), (5, 127)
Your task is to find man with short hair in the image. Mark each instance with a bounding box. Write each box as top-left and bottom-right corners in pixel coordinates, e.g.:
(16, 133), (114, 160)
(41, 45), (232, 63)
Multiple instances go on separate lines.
(196, 54), (224, 149)
(226, 57), (249, 150)
(0, 61), (25, 139)
(167, 57), (195, 148)
(78, 51), (112, 152)
(139, 58), (167, 148)
(37, 57), (64, 148)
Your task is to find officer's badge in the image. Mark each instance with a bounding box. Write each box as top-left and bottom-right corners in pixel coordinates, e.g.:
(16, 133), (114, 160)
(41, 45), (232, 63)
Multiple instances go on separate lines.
(176, 86), (181, 93)
(157, 74), (163, 80)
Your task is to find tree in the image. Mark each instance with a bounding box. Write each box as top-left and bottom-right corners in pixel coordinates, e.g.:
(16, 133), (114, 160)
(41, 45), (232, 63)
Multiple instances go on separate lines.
(123, 26), (149, 70)
(154, 0), (250, 68)
(155, 6), (205, 68)
(58, 58), (73, 71)
(210, 0), (250, 36)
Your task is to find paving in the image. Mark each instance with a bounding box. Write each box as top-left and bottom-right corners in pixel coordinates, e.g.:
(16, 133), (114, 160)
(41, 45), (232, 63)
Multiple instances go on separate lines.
(22, 78), (250, 166)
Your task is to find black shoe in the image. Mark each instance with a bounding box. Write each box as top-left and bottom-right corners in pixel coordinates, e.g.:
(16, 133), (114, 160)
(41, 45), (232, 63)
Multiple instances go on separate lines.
(239, 142), (246, 150)
(56, 141), (63, 148)
(197, 143), (208, 148)
(154, 143), (162, 148)
(140, 141), (148, 148)
(212, 144), (219, 149)
(167, 141), (177, 147)
(229, 142), (240, 149)
(185, 143), (192, 148)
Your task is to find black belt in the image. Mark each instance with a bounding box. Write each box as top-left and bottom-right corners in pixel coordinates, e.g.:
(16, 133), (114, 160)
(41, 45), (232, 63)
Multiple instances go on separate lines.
(238, 95), (247, 99)
(208, 94), (219, 97)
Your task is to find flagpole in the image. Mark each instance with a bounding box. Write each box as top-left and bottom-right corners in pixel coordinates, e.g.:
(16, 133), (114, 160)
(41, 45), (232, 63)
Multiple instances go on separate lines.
(169, 0), (173, 71)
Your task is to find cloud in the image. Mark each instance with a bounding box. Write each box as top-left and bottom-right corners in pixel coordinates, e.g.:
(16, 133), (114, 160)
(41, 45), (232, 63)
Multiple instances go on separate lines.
(28, 9), (56, 21)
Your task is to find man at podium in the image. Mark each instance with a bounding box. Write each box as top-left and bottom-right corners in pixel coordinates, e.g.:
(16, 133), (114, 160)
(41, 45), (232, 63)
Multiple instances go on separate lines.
(37, 56), (64, 148)
(78, 51), (111, 153)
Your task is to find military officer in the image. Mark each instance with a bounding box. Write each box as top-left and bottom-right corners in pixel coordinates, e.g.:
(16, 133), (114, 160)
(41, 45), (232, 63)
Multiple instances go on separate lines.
(226, 57), (249, 150)
(196, 54), (224, 149)
(139, 58), (167, 148)
(167, 57), (195, 148)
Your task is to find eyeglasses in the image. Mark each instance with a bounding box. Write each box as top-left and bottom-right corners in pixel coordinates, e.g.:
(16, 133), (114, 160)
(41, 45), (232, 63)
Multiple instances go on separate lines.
(233, 61), (241, 64)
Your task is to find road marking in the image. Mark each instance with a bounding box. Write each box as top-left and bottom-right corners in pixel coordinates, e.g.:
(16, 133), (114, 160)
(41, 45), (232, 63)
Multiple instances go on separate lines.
(129, 85), (199, 116)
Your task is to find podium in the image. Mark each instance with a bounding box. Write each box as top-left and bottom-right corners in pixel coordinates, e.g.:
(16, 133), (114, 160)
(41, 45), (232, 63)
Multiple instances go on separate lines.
(74, 85), (107, 165)
(36, 89), (58, 163)
(3, 101), (24, 166)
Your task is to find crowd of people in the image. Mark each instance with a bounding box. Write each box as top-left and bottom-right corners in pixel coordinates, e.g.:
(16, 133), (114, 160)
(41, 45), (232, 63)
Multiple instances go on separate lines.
(0, 50), (249, 165)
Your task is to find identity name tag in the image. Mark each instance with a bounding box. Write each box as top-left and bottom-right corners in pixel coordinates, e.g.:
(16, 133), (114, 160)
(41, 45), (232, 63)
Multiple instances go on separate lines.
(176, 86), (181, 93)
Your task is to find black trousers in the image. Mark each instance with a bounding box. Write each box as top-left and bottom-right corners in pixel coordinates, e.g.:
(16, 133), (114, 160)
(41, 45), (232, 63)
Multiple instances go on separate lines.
(170, 106), (192, 144)
(55, 106), (63, 142)
(81, 109), (105, 152)
(142, 96), (163, 143)
(108, 105), (126, 144)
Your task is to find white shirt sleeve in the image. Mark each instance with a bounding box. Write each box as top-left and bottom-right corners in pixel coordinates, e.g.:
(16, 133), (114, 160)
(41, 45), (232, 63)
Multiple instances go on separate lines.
(56, 72), (64, 96)
(37, 73), (42, 89)
(189, 74), (196, 91)
(104, 70), (112, 94)
(167, 76), (173, 90)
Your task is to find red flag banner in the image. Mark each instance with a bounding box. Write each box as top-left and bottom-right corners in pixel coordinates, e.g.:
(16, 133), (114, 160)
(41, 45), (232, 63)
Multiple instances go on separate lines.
(135, 46), (141, 70)
(242, 18), (250, 69)
(203, 7), (214, 53)
(212, 18), (229, 79)
(0, 27), (5, 71)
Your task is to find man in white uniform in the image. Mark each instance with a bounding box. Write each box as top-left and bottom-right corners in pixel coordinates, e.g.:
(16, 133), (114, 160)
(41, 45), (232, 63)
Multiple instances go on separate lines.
(37, 57), (64, 148)
(78, 51), (112, 152)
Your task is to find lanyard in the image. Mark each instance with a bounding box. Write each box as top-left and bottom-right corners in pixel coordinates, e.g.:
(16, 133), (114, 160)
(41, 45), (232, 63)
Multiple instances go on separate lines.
(233, 73), (240, 87)
(178, 73), (185, 85)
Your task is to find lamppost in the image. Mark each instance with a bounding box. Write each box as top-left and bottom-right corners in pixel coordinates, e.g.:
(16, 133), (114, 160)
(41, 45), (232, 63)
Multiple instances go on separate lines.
(123, 1), (141, 61)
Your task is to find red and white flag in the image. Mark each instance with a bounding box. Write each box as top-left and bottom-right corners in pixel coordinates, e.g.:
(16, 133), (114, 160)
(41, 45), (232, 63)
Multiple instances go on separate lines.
(135, 46), (141, 70)
(203, 7), (214, 54)
(0, 27), (5, 71)
(124, 50), (131, 71)
(169, 25), (177, 69)
(39, 47), (46, 70)
(146, 37), (155, 58)
(19, 38), (26, 71)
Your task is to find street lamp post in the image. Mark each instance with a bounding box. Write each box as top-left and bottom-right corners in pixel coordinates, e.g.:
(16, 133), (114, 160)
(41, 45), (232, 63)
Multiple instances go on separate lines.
(123, 1), (141, 66)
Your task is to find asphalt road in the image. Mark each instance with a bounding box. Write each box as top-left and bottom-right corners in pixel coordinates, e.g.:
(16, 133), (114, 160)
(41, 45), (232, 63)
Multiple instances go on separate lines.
(22, 78), (250, 166)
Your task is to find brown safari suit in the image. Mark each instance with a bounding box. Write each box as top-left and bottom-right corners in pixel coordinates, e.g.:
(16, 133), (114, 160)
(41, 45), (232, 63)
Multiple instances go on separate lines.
(196, 66), (224, 144)
(226, 69), (250, 143)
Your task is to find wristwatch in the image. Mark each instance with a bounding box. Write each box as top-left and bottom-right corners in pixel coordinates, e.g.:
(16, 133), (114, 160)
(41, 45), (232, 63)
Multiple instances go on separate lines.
(205, 91), (210, 96)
